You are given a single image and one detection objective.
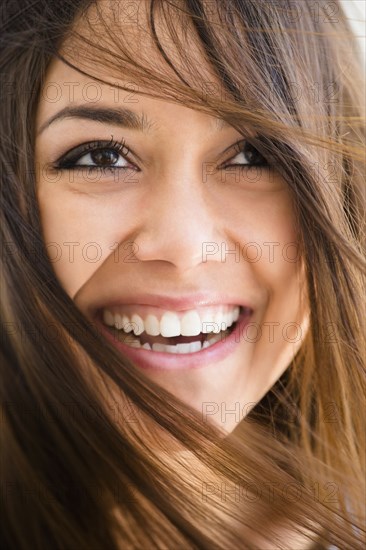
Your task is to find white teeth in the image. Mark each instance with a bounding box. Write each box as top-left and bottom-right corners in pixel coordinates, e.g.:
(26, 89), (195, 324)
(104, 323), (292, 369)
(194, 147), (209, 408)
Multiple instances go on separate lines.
(102, 305), (242, 338)
(180, 310), (201, 336)
(223, 310), (233, 330)
(152, 343), (166, 352)
(123, 320), (134, 333)
(114, 313), (123, 329)
(233, 306), (240, 322)
(122, 315), (130, 331)
(131, 314), (144, 336)
(103, 309), (115, 326)
(201, 321), (218, 334)
(175, 342), (193, 354)
(120, 329), (230, 354)
(160, 312), (181, 337)
(189, 341), (202, 353)
(165, 345), (178, 354)
(200, 307), (220, 334)
(213, 311), (225, 333)
(152, 341), (204, 354)
(145, 314), (160, 336)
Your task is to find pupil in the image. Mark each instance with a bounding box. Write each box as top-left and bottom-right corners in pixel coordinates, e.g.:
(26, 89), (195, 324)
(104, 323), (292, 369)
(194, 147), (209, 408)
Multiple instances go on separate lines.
(92, 149), (118, 166)
(244, 143), (262, 164)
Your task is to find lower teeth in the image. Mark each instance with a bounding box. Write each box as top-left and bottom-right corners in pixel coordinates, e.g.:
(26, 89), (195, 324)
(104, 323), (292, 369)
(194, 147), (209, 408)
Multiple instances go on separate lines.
(110, 328), (231, 354)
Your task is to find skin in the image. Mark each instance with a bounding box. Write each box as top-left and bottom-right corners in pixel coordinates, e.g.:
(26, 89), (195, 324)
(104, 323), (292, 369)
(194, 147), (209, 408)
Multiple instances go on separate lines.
(34, 2), (316, 547)
(35, 3), (309, 436)
(36, 57), (309, 425)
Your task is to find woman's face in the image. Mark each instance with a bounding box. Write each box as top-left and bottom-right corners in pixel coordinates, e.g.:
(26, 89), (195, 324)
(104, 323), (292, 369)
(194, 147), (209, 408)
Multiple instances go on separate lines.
(35, 6), (308, 434)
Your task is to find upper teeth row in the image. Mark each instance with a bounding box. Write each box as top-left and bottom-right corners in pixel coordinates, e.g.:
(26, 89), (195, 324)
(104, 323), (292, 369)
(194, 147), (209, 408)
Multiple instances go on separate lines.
(102, 306), (240, 337)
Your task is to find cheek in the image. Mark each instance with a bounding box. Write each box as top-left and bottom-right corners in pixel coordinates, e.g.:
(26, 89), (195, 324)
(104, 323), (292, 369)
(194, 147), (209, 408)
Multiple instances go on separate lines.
(36, 189), (133, 298)
(225, 189), (300, 278)
(220, 186), (306, 332)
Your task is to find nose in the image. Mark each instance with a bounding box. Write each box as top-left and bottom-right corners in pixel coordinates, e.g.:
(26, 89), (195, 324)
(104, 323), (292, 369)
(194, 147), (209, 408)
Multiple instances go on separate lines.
(131, 170), (224, 273)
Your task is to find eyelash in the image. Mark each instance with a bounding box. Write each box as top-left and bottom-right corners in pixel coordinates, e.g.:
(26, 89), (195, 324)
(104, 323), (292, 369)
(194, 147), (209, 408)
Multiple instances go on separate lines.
(54, 137), (268, 175)
(54, 137), (133, 175)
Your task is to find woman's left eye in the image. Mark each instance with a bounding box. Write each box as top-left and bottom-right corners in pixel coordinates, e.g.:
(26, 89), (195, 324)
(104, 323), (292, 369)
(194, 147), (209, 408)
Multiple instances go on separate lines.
(223, 141), (268, 169)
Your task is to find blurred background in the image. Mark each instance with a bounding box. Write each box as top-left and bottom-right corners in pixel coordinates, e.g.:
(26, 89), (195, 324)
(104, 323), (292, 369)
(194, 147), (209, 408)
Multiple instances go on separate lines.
(340, 0), (366, 60)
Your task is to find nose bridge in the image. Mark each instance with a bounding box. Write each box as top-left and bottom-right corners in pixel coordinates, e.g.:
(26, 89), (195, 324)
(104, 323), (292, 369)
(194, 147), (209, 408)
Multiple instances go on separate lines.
(133, 172), (221, 270)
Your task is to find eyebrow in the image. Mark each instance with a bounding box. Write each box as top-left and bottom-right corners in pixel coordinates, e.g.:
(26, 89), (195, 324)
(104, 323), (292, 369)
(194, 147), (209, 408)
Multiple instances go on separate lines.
(37, 105), (231, 136)
(37, 106), (156, 136)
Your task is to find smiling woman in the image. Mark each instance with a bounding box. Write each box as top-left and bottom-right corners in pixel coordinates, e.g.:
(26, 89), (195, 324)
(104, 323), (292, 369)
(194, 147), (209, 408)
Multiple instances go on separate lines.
(1, 0), (365, 549)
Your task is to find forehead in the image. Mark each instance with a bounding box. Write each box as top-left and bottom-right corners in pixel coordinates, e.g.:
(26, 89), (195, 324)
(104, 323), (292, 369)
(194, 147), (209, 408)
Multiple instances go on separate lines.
(36, 62), (233, 139)
(36, 0), (236, 134)
(58, 0), (224, 97)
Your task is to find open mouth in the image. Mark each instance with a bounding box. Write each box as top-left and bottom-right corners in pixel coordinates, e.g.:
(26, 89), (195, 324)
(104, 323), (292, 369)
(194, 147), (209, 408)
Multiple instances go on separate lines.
(107, 321), (237, 353)
(98, 304), (247, 355)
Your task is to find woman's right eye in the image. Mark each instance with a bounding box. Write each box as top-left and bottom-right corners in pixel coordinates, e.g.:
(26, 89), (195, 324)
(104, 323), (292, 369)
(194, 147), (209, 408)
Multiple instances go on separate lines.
(55, 138), (138, 173)
(73, 148), (128, 168)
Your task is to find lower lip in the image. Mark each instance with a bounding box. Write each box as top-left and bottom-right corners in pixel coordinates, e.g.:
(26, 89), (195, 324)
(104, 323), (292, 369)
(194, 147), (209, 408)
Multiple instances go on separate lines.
(94, 308), (252, 371)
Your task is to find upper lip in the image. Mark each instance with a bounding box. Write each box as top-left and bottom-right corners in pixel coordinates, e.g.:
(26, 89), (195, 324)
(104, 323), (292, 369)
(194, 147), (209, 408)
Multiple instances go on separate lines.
(85, 291), (254, 319)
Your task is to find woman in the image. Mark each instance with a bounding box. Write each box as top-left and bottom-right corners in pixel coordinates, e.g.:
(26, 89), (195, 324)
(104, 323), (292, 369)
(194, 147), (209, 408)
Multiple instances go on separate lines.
(1, 0), (365, 548)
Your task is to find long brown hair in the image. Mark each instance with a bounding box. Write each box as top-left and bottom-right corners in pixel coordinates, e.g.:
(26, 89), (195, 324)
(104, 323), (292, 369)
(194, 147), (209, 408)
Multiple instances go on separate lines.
(1, 0), (365, 548)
